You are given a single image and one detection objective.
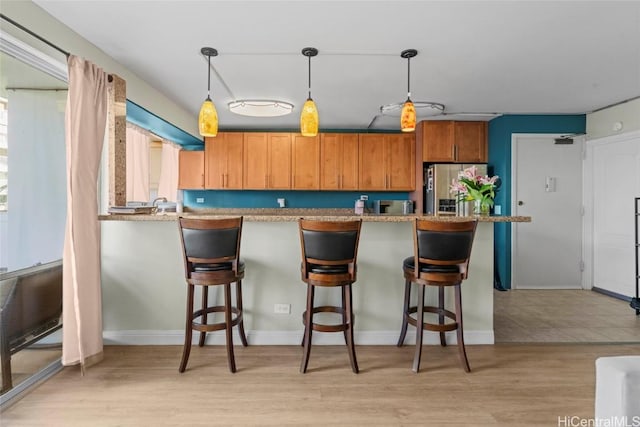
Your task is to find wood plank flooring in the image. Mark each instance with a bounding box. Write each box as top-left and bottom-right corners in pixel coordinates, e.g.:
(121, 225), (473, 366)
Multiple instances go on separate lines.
(2, 343), (639, 426)
(495, 289), (640, 343)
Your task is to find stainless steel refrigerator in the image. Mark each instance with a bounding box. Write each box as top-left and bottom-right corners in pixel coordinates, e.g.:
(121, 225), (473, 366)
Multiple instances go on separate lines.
(424, 163), (487, 215)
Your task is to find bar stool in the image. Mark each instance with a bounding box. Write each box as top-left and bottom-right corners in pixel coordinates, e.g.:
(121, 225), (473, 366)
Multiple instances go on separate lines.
(298, 219), (362, 374)
(397, 219), (478, 373)
(177, 217), (247, 373)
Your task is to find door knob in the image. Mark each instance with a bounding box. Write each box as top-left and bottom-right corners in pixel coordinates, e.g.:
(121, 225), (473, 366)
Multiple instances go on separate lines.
(518, 201), (524, 206)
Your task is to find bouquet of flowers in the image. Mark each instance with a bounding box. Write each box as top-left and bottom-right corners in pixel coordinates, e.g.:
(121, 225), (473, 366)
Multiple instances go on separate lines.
(450, 166), (499, 215)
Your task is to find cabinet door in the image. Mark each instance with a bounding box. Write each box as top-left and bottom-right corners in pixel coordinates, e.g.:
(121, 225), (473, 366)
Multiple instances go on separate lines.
(340, 134), (359, 190)
(243, 133), (269, 189)
(320, 134), (341, 190)
(320, 134), (358, 190)
(178, 150), (204, 189)
(358, 134), (386, 190)
(268, 133), (291, 189)
(422, 121), (455, 162)
(223, 133), (244, 189)
(292, 134), (319, 190)
(386, 134), (416, 191)
(204, 135), (225, 189)
(454, 121), (487, 163)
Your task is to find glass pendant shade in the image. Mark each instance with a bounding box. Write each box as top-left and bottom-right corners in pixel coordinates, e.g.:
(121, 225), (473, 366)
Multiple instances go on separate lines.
(400, 99), (416, 132)
(300, 98), (319, 137)
(198, 97), (218, 137)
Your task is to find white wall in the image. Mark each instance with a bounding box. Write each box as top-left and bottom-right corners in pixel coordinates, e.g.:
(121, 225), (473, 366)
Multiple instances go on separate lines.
(0, 0), (199, 138)
(587, 98), (640, 140)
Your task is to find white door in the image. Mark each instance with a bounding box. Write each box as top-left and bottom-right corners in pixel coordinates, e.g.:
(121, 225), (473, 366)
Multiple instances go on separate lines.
(587, 132), (640, 297)
(512, 134), (584, 289)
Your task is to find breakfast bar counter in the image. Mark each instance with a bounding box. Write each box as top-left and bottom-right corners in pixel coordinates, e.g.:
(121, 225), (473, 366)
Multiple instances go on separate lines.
(99, 210), (530, 347)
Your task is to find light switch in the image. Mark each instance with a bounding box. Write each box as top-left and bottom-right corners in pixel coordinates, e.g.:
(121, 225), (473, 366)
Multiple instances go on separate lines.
(545, 177), (556, 192)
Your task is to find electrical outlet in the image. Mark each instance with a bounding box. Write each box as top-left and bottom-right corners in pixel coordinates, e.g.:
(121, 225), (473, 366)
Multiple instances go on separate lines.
(277, 198), (286, 208)
(196, 198), (204, 203)
(274, 303), (291, 314)
(360, 195), (368, 201)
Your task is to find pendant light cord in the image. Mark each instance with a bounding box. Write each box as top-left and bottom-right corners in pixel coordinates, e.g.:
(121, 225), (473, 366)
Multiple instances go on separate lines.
(307, 54), (312, 100)
(406, 56), (411, 99)
(207, 54), (211, 100)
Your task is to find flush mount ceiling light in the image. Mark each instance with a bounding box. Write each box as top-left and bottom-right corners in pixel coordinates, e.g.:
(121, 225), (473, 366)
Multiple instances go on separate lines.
(382, 49), (445, 128)
(300, 47), (319, 137)
(380, 101), (445, 117)
(198, 46), (218, 137)
(228, 100), (294, 117)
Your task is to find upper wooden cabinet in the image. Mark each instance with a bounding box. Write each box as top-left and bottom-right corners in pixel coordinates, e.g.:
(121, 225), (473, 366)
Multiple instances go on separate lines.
(243, 133), (292, 189)
(204, 133), (243, 189)
(359, 134), (415, 191)
(420, 121), (487, 163)
(178, 150), (205, 189)
(292, 134), (320, 190)
(320, 134), (359, 190)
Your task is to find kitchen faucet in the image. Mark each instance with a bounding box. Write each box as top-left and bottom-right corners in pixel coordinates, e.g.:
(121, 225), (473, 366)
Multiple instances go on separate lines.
(152, 197), (167, 207)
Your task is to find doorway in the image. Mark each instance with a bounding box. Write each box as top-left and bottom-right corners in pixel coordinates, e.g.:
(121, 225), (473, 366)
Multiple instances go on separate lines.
(511, 134), (584, 289)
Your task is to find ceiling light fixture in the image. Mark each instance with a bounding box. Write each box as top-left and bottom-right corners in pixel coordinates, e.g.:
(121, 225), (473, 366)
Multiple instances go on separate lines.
(300, 47), (319, 137)
(228, 100), (294, 117)
(380, 101), (445, 117)
(400, 49), (418, 132)
(198, 47), (218, 137)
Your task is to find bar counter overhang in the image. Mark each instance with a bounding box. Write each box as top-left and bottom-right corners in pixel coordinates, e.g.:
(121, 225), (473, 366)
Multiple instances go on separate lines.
(98, 210), (530, 346)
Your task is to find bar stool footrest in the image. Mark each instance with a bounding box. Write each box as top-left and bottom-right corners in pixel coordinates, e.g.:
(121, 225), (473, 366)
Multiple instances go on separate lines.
(302, 305), (351, 333)
(192, 306), (243, 332)
(405, 305), (458, 332)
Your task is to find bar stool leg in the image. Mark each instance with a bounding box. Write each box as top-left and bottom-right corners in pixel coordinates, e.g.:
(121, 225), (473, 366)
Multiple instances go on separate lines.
(341, 286), (348, 343)
(199, 286), (209, 347)
(224, 283), (236, 373)
(236, 280), (248, 347)
(300, 284), (315, 373)
(344, 284), (359, 374)
(438, 286), (447, 347)
(454, 283), (470, 372)
(412, 284), (425, 373)
(179, 283), (195, 373)
(397, 279), (411, 347)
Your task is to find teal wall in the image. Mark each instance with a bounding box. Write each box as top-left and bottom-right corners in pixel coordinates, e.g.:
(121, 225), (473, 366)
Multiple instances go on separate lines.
(126, 100), (203, 149)
(183, 190), (409, 209)
(488, 115), (586, 289)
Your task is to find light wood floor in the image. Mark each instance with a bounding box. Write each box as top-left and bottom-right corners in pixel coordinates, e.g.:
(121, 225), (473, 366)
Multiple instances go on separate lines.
(2, 343), (640, 426)
(494, 289), (640, 343)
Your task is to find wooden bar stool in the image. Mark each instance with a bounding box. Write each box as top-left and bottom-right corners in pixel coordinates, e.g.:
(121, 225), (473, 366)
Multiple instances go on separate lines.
(397, 219), (478, 373)
(177, 217), (248, 373)
(298, 219), (362, 374)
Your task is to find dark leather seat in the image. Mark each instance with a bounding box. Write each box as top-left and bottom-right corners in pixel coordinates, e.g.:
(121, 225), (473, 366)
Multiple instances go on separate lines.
(397, 219), (478, 373)
(178, 217), (247, 373)
(298, 219), (362, 374)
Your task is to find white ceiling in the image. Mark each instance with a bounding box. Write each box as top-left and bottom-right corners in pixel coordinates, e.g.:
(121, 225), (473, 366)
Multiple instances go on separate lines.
(33, 0), (640, 132)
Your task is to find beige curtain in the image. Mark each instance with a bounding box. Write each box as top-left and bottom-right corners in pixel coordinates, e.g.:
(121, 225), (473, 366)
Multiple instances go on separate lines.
(157, 141), (180, 202)
(125, 124), (150, 202)
(62, 56), (108, 369)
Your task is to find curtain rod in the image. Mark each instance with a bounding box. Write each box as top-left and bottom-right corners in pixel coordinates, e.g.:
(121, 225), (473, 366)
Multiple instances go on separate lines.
(0, 13), (70, 58)
(1, 13), (113, 82)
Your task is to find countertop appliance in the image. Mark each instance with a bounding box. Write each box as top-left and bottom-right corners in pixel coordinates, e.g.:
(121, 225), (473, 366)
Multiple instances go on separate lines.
(373, 200), (414, 215)
(424, 163), (487, 215)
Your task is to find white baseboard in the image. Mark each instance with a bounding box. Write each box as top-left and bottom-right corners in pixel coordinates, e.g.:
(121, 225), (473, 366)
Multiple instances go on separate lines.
(102, 329), (494, 346)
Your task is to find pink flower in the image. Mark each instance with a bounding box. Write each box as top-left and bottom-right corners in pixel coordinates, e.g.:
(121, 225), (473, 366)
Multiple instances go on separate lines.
(460, 166), (477, 181)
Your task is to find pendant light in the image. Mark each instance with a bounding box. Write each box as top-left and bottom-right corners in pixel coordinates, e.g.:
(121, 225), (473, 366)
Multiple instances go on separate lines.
(400, 49), (417, 133)
(300, 47), (319, 137)
(198, 47), (219, 137)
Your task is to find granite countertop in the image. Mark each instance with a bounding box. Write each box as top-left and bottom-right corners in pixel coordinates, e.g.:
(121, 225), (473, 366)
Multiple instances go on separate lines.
(99, 208), (531, 223)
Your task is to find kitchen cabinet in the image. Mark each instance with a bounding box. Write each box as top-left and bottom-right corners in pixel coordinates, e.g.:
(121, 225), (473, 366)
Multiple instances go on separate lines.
(359, 134), (415, 191)
(292, 134), (320, 190)
(320, 133), (359, 190)
(421, 121), (487, 163)
(243, 133), (291, 189)
(204, 133), (243, 189)
(178, 150), (205, 189)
